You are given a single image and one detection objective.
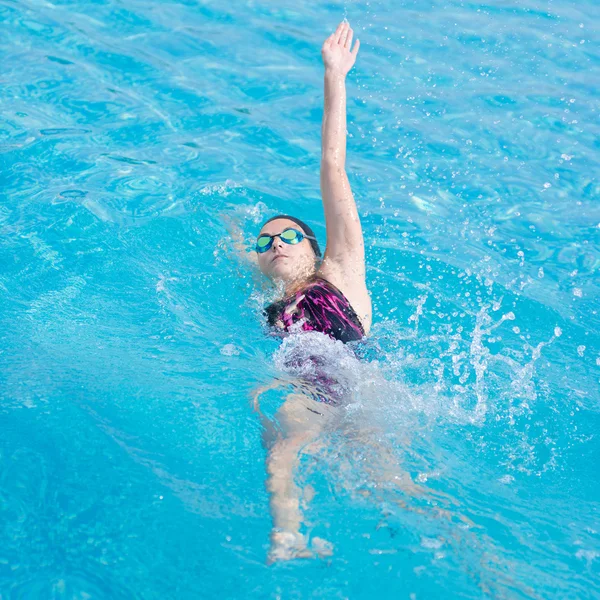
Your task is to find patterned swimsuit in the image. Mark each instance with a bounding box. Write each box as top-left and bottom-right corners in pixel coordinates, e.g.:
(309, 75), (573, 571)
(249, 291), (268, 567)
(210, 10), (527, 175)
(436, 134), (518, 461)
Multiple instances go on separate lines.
(265, 278), (365, 407)
(264, 277), (365, 343)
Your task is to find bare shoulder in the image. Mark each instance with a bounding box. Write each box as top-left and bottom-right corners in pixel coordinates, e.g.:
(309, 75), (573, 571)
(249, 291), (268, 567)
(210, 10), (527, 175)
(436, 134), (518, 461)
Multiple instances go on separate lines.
(317, 258), (372, 334)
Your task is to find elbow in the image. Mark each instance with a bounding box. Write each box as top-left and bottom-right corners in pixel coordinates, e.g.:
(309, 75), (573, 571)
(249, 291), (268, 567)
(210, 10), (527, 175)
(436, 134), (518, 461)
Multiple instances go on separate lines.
(321, 154), (345, 173)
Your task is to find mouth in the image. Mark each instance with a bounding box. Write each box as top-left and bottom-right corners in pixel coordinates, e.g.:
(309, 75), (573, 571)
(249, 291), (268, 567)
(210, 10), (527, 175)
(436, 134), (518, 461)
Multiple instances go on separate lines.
(271, 255), (288, 263)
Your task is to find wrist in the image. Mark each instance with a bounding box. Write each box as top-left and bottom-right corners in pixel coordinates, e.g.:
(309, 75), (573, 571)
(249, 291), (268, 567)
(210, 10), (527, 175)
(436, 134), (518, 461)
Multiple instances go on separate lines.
(324, 67), (346, 79)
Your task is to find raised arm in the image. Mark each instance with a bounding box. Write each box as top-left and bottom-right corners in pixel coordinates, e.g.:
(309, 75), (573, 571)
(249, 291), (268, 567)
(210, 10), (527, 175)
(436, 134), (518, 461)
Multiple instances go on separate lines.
(318, 21), (372, 332)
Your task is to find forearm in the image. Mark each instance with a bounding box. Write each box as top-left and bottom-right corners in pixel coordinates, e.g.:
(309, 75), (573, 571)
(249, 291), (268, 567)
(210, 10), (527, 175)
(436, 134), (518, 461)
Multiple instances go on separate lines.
(321, 70), (347, 168)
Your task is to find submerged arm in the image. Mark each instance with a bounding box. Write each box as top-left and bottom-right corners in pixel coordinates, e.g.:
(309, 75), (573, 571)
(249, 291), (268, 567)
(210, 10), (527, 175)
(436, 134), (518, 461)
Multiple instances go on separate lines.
(222, 214), (258, 266)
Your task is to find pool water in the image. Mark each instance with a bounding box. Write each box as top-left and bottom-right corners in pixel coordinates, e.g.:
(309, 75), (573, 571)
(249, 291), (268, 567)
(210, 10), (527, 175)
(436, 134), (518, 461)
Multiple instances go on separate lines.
(1, 0), (599, 597)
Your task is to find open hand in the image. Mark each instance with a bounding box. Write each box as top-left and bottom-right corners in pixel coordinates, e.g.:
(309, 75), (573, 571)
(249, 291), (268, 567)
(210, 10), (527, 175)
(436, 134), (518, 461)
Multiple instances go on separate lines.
(321, 21), (360, 76)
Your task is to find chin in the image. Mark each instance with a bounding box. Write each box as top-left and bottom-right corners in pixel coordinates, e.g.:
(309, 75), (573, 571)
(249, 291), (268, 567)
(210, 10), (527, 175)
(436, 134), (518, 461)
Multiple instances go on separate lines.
(269, 266), (295, 281)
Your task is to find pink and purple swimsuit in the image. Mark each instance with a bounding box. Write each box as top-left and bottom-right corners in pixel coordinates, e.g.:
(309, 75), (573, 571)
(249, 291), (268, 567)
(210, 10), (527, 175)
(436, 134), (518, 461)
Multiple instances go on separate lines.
(264, 278), (365, 407)
(264, 277), (365, 344)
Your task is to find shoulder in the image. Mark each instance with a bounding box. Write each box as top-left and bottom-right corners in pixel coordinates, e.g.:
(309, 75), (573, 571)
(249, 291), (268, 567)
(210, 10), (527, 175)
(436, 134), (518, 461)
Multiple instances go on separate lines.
(316, 263), (372, 334)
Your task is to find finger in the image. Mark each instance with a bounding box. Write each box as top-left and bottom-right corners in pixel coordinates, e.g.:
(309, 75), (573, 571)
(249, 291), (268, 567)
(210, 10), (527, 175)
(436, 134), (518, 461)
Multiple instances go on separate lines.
(340, 25), (351, 48)
(345, 27), (354, 49)
(335, 21), (347, 44)
(351, 38), (360, 57)
(322, 33), (334, 50)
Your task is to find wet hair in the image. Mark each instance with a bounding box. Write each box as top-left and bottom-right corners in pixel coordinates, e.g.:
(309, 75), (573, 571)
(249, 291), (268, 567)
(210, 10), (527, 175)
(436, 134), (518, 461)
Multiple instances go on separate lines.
(260, 214), (322, 258)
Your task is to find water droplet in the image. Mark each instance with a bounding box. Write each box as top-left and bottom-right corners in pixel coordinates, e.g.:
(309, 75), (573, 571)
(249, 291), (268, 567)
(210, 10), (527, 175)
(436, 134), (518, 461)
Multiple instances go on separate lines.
(220, 344), (241, 356)
(498, 475), (514, 484)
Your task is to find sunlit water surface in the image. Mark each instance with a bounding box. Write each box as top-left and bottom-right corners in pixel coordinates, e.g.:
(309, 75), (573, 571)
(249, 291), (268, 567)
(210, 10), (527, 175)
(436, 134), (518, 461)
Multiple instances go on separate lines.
(1, 0), (599, 598)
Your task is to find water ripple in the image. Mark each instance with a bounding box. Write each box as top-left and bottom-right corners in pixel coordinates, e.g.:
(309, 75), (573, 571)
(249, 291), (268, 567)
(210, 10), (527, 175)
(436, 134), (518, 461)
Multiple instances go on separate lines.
(1, 0), (599, 596)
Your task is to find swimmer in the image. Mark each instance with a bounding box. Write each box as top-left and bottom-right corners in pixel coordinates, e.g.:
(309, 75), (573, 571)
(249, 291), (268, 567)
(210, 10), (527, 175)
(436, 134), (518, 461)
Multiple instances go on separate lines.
(233, 22), (426, 564)
(250, 21), (372, 563)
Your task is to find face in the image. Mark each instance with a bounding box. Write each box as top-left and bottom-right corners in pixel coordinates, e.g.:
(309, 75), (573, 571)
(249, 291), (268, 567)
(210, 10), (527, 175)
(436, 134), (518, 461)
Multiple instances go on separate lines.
(255, 218), (317, 283)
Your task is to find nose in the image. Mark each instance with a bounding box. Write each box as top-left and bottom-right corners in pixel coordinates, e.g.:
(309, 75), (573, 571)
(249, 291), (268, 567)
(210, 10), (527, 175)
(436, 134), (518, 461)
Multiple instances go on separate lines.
(272, 236), (285, 250)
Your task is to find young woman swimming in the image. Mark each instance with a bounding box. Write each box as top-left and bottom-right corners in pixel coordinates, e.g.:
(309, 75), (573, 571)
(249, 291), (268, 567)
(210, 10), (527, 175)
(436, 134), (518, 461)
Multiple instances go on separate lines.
(238, 21), (469, 564)
(247, 21), (374, 562)
(224, 19), (477, 566)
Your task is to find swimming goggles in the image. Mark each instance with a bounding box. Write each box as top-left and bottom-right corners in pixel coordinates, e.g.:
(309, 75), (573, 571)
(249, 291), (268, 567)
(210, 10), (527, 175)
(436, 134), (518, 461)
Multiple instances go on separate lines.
(255, 228), (317, 253)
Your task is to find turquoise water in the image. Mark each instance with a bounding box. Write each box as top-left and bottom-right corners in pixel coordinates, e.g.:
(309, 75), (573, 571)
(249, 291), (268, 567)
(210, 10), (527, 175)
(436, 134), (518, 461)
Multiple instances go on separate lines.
(1, 0), (599, 597)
